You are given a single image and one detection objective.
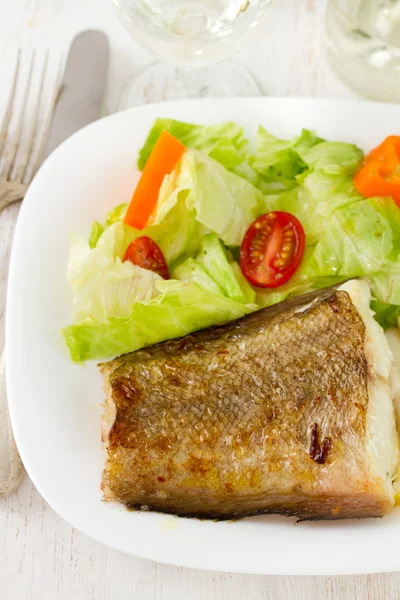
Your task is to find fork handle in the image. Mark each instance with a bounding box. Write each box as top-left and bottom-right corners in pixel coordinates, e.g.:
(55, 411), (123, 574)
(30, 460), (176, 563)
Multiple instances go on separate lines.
(0, 184), (25, 215)
(0, 348), (24, 496)
(0, 184), (27, 494)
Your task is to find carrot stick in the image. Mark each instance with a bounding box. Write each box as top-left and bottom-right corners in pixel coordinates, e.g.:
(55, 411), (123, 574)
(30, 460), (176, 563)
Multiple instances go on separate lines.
(124, 130), (186, 230)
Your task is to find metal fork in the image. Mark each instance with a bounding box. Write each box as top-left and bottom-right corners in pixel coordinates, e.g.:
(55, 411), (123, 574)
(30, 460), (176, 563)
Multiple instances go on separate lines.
(0, 50), (61, 496)
(0, 50), (59, 213)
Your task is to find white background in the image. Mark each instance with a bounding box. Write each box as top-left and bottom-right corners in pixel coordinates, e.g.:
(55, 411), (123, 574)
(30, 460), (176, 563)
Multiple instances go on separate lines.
(1, 0), (399, 598)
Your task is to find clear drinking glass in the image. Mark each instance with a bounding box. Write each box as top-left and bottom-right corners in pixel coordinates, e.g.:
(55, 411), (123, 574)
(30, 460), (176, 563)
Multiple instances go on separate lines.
(325, 0), (400, 102)
(112, 0), (274, 109)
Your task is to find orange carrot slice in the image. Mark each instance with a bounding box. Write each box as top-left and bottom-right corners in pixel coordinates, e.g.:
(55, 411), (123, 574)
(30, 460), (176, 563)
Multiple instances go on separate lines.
(124, 130), (186, 230)
(354, 135), (400, 207)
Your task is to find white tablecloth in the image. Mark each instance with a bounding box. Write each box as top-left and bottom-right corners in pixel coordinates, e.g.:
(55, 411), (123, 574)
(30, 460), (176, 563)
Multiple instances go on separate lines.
(2, 1), (399, 598)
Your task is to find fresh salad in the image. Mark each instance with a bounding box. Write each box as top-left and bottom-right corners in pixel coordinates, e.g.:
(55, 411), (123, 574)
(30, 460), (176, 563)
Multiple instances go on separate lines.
(62, 119), (400, 361)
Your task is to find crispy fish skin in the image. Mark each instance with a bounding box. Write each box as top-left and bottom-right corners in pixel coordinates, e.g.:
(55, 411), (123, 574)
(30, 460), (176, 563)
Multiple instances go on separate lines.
(101, 282), (398, 520)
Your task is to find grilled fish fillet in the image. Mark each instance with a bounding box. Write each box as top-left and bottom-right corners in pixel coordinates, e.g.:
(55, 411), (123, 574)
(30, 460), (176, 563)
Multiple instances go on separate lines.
(101, 280), (399, 520)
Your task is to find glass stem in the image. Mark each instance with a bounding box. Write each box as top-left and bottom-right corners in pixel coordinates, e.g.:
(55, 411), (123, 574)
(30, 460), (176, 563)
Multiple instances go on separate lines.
(175, 66), (209, 98)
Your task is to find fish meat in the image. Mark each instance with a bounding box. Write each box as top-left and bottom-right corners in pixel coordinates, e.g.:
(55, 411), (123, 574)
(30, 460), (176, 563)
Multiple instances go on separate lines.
(101, 280), (399, 520)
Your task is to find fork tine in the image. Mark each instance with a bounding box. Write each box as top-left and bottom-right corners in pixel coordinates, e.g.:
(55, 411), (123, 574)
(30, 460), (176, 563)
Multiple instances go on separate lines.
(31, 56), (64, 178)
(0, 50), (21, 166)
(15, 50), (49, 184)
(2, 49), (35, 182)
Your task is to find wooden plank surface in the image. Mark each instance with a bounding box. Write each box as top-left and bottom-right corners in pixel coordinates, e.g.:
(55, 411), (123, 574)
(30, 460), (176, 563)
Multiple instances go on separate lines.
(1, 0), (399, 598)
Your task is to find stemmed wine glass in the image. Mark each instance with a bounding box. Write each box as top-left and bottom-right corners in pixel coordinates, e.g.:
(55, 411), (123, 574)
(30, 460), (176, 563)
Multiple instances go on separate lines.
(325, 0), (400, 102)
(112, 0), (275, 109)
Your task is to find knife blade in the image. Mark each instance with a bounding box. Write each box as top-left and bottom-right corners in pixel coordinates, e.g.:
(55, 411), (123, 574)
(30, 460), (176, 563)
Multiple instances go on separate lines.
(43, 30), (110, 159)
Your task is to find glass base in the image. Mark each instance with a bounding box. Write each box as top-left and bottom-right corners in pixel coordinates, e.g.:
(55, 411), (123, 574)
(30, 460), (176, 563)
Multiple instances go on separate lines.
(324, 2), (400, 104)
(115, 61), (261, 110)
(325, 43), (400, 104)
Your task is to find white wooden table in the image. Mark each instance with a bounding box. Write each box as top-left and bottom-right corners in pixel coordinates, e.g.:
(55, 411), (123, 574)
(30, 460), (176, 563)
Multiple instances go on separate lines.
(1, 1), (400, 598)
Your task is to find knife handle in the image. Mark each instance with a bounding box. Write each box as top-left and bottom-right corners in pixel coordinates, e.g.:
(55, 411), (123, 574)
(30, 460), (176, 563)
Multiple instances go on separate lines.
(43, 30), (110, 159)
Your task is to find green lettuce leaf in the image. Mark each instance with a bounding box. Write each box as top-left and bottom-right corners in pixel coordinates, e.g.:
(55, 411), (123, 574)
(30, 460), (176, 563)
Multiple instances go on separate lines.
(144, 152), (208, 264)
(308, 197), (400, 278)
(94, 149), (248, 266)
(252, 243), (347, 308)
(259, 170), (364, 245)
(250, 127), (363, 198)
(297, 142), (363, 175)
(65, 120), (400, 364)
(62, 280), (255, 362)
(172, 258), (224, 296)
(147, 194), (206, 266)
(369, 271), (400, 306)
(89, 191), (206, 268)
(138, 118), (250, 172)
(67, 223), (161, 322)
(250, 127), (323, 191)
(105, 203), (127, 226)
(184, 151), (263, 245)
(371, 300), (400, 329)
(88, 204), (129, 250)
(150, 150), (265, 249)
(229, 261), (257, 304)
(196, 233), (256, 304)
(88, 222), (104, 249)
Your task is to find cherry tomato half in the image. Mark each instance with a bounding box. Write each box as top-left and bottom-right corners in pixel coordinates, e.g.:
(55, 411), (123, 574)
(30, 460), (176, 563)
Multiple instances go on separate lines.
(124, 236), (169, 279)
(240, 212), (305, 288)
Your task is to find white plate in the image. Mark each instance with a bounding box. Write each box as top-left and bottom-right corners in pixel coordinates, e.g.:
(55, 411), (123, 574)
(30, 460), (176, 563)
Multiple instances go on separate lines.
(7, 98), (400, 576)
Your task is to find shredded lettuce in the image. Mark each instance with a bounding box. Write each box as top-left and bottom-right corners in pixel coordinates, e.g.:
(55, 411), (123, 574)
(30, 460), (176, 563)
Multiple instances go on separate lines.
(88, 222), (104, 249)
(138, 118), (250, 172)
(296, 142), (363, 175)
(172, 258), (225, 297)
(249, 127), (323, 191)
(67, 224), (161, 322)
(150, 150), (265, 249)
(105, 203), (127, 226)
(258, 173), (364, 247)
(63, 280), (255, 362)
(196, 233), (256, 304)
(371, 300), (400, 329)
(369, 271), (400, 306)
(147, 194), (206, 266)
(308, 197), (400, 278)
(97, 149), (262, 264)
(63, 118), (400, 362)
